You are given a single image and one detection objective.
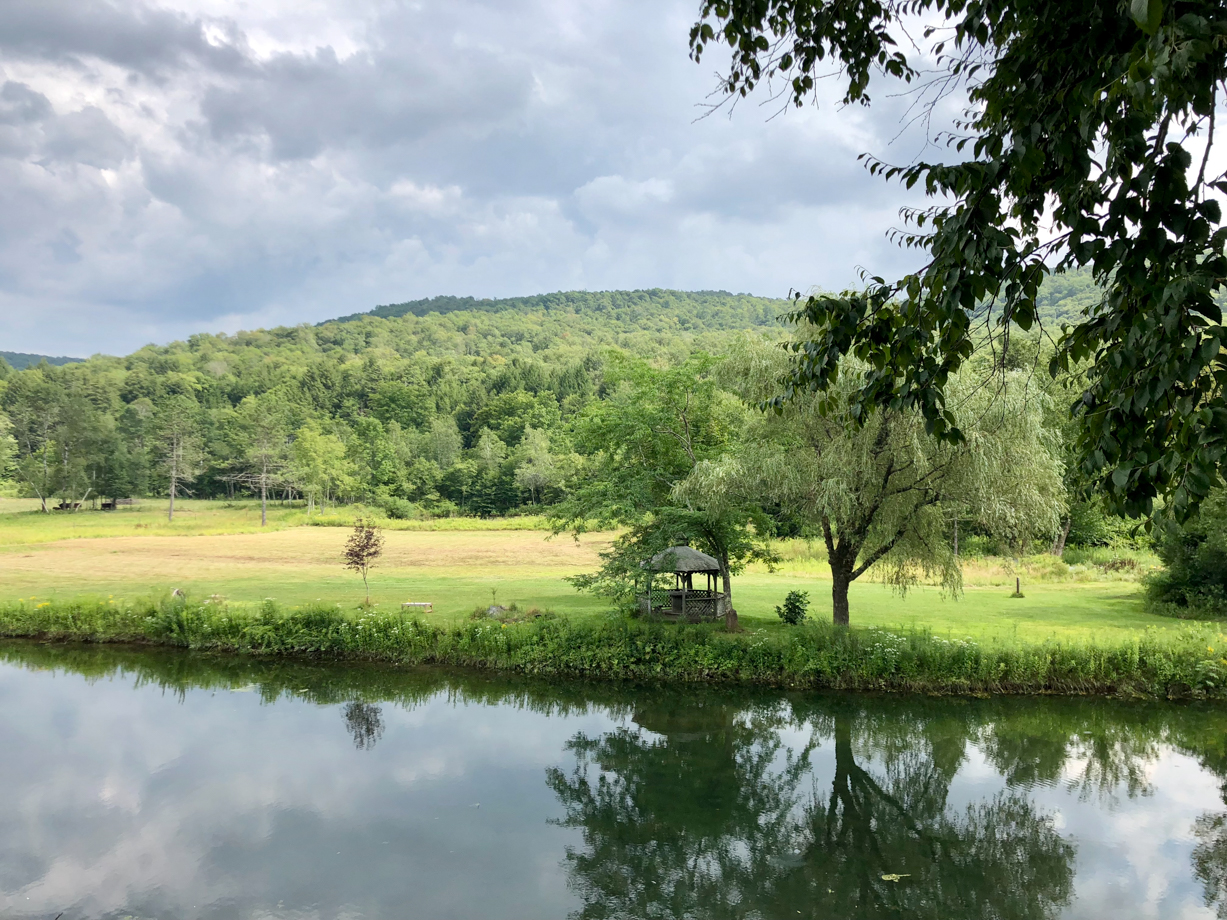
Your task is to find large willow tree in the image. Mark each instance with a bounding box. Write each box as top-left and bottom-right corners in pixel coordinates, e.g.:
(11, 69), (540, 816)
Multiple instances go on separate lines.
(683, 338), (1065, 624)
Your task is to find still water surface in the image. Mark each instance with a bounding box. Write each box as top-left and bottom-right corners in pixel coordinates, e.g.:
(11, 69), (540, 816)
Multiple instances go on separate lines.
(1, 642), (1226, 920)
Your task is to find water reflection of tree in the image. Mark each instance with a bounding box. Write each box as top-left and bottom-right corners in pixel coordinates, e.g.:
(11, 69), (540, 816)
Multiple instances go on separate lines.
(548, 696), (1075, 919)
(976, 703), (1163, 800)
(343, 701), (384, 750)
(1181, 719), (1227, 918)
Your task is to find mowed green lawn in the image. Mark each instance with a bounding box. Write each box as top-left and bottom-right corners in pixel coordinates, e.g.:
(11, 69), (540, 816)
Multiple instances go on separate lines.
(0, 498), (1175, 643)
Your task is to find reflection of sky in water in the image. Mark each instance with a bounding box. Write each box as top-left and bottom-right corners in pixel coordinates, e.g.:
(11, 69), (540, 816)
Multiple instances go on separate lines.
(0, 664), (607, 919)
(0, 656), (1223, 919)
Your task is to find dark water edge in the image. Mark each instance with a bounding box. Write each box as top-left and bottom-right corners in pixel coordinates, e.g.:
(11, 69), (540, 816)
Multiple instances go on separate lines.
(2, 639), (1227, 920)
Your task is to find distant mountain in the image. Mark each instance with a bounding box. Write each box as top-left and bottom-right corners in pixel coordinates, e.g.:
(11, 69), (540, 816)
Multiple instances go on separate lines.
(329, 289), (791, 331)
(0, 351), (84, 370)
(330, 278), (1107, 335)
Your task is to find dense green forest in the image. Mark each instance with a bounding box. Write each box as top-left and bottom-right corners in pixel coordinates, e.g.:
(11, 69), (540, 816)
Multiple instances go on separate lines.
(0, 290), (794, 520)
(0, 279), (1109, 521)
(335, 288), (790, 328)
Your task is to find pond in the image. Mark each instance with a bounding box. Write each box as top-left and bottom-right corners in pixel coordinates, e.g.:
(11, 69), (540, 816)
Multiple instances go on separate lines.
(0, 642), (1225, 920)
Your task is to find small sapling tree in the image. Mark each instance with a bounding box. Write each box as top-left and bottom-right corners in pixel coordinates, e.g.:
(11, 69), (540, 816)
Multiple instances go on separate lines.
(343, 518), (384, 604)
(775, 590), (810, 626)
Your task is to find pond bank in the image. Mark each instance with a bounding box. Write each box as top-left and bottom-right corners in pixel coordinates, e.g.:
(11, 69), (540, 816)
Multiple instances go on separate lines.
(2, 596), (1225, 699)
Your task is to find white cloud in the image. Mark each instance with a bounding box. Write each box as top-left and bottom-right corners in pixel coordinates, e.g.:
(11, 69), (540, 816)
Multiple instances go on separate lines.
(0, 0), (935, 355)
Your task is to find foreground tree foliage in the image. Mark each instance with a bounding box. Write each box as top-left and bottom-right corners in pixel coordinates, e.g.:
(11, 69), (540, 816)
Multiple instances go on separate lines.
(691, 0), (1227, 521)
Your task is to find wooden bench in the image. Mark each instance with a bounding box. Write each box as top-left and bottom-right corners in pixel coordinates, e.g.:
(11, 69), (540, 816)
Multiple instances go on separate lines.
(401, 602), (433, 611)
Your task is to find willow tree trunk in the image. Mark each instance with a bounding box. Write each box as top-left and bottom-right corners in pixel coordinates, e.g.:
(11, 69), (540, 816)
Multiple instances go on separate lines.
(831, 565), (852, 627)
(824, 526), (856, 627)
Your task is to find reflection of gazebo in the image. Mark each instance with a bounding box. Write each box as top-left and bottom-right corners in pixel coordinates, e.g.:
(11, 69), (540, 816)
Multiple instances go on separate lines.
(639, 546), (730, 621)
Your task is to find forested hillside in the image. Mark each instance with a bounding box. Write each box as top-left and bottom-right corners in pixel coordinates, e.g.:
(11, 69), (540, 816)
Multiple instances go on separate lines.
(0, 277), (1110, 526)
(333, 288), (789, 330)
(0, 292), (793, 519)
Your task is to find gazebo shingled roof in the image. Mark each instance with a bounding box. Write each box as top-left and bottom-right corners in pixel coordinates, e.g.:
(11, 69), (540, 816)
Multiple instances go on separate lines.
(645, 546), (721, 574)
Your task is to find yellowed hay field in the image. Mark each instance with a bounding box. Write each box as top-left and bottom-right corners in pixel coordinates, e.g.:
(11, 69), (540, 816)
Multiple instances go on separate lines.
(0, 527), (612, 623)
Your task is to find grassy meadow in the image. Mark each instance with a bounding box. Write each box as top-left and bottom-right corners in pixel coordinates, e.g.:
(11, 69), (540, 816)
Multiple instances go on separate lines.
(0, 496), (1182, 645)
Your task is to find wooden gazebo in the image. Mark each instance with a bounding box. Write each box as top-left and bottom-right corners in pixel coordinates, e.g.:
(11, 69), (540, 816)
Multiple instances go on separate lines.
(639, 546), (730, 621)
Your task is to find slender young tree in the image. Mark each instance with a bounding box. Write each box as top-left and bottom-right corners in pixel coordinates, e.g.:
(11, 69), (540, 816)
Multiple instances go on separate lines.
(289, 422), (355, 516)
(343, 518), (384, 604)
(152, 395), (203, 522)
(234, 395), (290, 526)
(514, 426), (557, 506)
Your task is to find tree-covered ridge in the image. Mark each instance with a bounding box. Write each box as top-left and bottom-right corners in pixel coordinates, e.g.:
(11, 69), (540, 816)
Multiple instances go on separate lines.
(0, 276), (1105, 522)
(0, 351), (83, 370)
(0, 295), (807, 524)
(333, 288), (791, 331)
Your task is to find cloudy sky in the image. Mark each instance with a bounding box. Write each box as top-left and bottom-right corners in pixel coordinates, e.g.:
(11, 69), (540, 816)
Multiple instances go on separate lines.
(0, 0), (938, 357)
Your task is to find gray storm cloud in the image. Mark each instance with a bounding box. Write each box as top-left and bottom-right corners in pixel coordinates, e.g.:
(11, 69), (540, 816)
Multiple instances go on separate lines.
(0, 0), (933, 356)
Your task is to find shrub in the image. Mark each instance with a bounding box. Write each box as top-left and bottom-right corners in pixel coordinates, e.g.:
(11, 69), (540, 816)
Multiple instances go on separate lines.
(775, 590), (810, 625)
(1146, 490), (1227, 618)
(380, 497), (417, 520)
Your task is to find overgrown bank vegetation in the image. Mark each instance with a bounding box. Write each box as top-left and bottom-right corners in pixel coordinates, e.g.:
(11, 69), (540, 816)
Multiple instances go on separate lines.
(4, 595), (1226, 699)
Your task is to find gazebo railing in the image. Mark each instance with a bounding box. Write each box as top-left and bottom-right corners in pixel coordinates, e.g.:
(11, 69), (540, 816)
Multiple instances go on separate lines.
(678, 592), (720, 620)
(639, 588), (726, 620)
